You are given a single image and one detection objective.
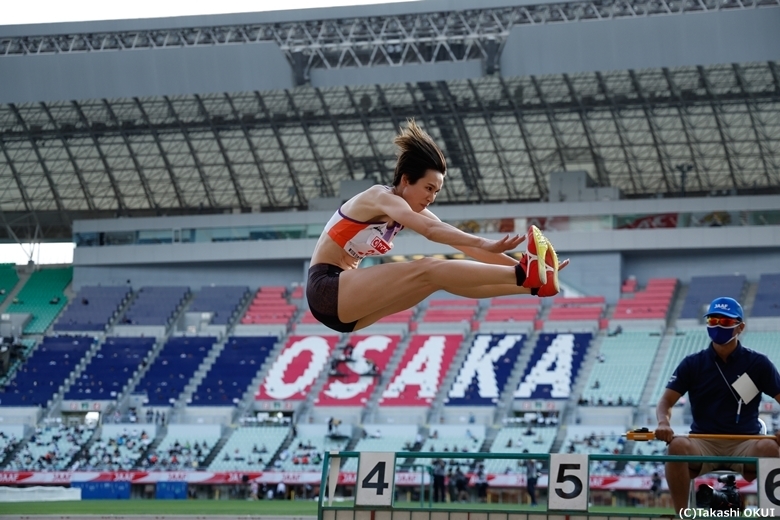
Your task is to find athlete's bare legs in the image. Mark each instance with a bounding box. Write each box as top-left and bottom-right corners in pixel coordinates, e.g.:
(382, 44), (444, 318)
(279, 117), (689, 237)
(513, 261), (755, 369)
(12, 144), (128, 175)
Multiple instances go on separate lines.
(341, 257), (568, 327)
(339, 258), (518, 324)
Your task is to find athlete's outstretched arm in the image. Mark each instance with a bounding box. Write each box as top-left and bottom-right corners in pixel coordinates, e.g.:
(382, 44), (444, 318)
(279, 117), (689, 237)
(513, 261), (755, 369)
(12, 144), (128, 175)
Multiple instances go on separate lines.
(375, 189), (522, 253)
(418, 209), (571, 270)
(416, 209), (519, 266)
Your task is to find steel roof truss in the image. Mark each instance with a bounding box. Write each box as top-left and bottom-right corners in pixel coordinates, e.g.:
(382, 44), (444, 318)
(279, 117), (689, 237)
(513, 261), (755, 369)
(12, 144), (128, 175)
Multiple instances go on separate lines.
(66, 101), (128, 212)
(627, 70), (674, 193)
(284, 91), (336, 197)
(732, 63), (778, 186)
(345, 86), (391, 184)
(468, 79), (520, 199)
(594, 72), (643, 192)
(314, 88), (356, 181)
(254, 91), (306, 206)
(224, 93), (279, 208)
(193, 94), (249, 209)
(696, 66), (740, 190)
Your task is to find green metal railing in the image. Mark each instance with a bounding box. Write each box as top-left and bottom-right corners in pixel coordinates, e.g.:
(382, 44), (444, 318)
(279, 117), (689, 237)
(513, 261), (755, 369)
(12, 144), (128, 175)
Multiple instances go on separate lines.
(317, 451), (762, 520)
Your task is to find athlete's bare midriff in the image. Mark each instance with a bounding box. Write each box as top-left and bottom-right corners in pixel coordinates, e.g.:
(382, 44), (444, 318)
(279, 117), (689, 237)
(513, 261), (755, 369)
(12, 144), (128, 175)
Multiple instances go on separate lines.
(310, 235), (362, 271)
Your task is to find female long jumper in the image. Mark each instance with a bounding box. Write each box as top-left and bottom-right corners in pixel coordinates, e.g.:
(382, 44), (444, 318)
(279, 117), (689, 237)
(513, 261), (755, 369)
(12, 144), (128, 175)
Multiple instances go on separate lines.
(306, 120), (567, 333)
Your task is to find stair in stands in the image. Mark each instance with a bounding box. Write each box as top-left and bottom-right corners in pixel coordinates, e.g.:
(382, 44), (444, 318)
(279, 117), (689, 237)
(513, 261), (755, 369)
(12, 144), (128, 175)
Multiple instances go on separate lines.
(200, 424), (234, 469)
(665, 282), (688, 331)
(492, 330), (539, 424)
(426, 331), (477, 425)
(114, 335), (170, 413)
(296, 335), (352, 424)
(565, 329), (606, 411)
(549, 424), (569, 454)
(67, 425), (102, 470)
(397, 424), (429, 470)
(479, 425), (500, 452)
(0, 430), (30, 469)
(173, 339), (228, 415)
(638, 329), (676, 409)
(231, 335), (288, 423)
(265, 426), (298, 470)
(0, 269), (29, 315)
(742, 280), (759, 318)
(343, 426), (363, 453)
(133, 424), (168, 469)
(44, 337), (105, 418)
(360, 332), (415, 424)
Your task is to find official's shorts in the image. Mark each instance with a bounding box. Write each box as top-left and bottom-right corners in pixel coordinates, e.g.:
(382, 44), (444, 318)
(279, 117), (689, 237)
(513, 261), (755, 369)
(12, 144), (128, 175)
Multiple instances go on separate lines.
(685, 438), (758, 476)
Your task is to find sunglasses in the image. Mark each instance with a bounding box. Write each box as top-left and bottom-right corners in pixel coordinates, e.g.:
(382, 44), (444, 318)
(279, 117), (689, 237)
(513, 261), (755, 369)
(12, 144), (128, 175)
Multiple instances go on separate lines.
(705, 316), (741, 327)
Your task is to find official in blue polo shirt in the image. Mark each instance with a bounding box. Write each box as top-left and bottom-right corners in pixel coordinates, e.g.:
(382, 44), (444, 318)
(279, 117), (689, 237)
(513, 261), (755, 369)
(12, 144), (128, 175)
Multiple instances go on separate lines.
(655, 296), (780, 516)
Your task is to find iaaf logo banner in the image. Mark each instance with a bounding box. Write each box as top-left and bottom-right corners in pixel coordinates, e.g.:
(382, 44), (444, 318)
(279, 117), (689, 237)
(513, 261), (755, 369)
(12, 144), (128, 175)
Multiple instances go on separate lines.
(226, 473), (246, 483)
(0, 472), (26, 483)
(338, 473), (357, 485)
(50, 472), (71, 483)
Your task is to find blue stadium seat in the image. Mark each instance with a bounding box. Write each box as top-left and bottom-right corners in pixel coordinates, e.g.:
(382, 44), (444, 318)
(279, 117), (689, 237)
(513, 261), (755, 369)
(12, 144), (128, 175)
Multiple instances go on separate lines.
(134, 336), (216, 406)
(0, 336), (94, 407)
(64, 337), (156, 400)
(189, 336), (276, 406)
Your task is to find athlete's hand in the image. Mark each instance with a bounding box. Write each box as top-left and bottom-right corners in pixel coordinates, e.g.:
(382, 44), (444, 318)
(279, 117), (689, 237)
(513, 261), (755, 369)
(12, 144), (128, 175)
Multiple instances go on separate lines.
(482, 234), (524, 254)
(655, 423), (675, 444)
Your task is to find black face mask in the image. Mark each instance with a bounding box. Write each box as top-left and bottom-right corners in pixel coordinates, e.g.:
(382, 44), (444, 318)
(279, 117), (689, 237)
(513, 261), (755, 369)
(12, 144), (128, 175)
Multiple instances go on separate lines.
(707, 326), (738, 345)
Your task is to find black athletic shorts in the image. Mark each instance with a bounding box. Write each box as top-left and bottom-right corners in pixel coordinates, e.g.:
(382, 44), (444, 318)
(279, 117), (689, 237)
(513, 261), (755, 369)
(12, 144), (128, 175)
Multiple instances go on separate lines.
(306, 264), (358, 333)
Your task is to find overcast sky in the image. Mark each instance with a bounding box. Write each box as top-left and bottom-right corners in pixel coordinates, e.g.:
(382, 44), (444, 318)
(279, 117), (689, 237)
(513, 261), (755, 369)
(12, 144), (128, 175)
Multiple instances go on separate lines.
(3, 0), (412, 26)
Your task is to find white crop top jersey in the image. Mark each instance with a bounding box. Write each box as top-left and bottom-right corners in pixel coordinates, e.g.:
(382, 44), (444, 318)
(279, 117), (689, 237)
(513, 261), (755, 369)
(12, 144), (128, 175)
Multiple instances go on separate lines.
(324, 207), (404, 260)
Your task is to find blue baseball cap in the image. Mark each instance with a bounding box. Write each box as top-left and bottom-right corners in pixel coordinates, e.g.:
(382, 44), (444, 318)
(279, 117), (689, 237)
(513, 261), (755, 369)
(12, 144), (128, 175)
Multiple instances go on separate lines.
(704, 297), (743, 320)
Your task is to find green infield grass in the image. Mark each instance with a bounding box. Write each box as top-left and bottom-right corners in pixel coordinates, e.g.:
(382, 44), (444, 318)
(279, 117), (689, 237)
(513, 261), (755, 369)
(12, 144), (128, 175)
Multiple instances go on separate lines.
(0, 499), (675, 516)
(0, 499), (319, 515)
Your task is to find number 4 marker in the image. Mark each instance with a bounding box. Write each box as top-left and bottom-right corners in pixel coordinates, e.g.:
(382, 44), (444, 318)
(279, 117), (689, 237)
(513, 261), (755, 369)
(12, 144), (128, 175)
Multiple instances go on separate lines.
(356, 452), (396, 507)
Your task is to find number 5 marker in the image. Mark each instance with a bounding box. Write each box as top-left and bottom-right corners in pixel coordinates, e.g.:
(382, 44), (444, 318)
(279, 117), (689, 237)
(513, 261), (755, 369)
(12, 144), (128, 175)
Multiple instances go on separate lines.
(548, 453), (589, 511)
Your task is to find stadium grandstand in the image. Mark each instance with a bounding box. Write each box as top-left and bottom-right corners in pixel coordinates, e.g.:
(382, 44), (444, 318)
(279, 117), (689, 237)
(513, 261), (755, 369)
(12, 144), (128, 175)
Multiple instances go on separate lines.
(0, 0), (779, 509)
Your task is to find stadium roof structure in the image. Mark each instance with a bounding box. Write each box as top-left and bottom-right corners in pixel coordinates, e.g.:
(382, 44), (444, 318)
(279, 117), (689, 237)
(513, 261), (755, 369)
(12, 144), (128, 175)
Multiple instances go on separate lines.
(1, 0), (779, 242)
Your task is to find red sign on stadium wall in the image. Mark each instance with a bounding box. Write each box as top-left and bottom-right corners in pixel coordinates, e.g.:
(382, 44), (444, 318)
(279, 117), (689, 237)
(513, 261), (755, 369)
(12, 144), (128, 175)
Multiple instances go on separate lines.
(0, 471), (756, 492)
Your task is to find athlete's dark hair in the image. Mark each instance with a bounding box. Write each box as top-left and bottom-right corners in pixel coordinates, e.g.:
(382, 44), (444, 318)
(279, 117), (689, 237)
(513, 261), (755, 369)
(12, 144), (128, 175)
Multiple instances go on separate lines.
(392, 119), (447, 186)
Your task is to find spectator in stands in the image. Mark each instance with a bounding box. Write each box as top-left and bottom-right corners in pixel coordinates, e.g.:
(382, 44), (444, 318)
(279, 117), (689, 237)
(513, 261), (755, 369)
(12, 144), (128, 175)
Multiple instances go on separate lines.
(523, 450), (538, 506)
(306, 120), (568, 334)
(455, 467), (469, 503)
(650, 472), (662, 507)
(656, 297), (780, 517)
(446, 468), (457, 502)
(433, 458), (446, 502)
(475, 464), (488, 502)
(364, 359), (379, 376)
